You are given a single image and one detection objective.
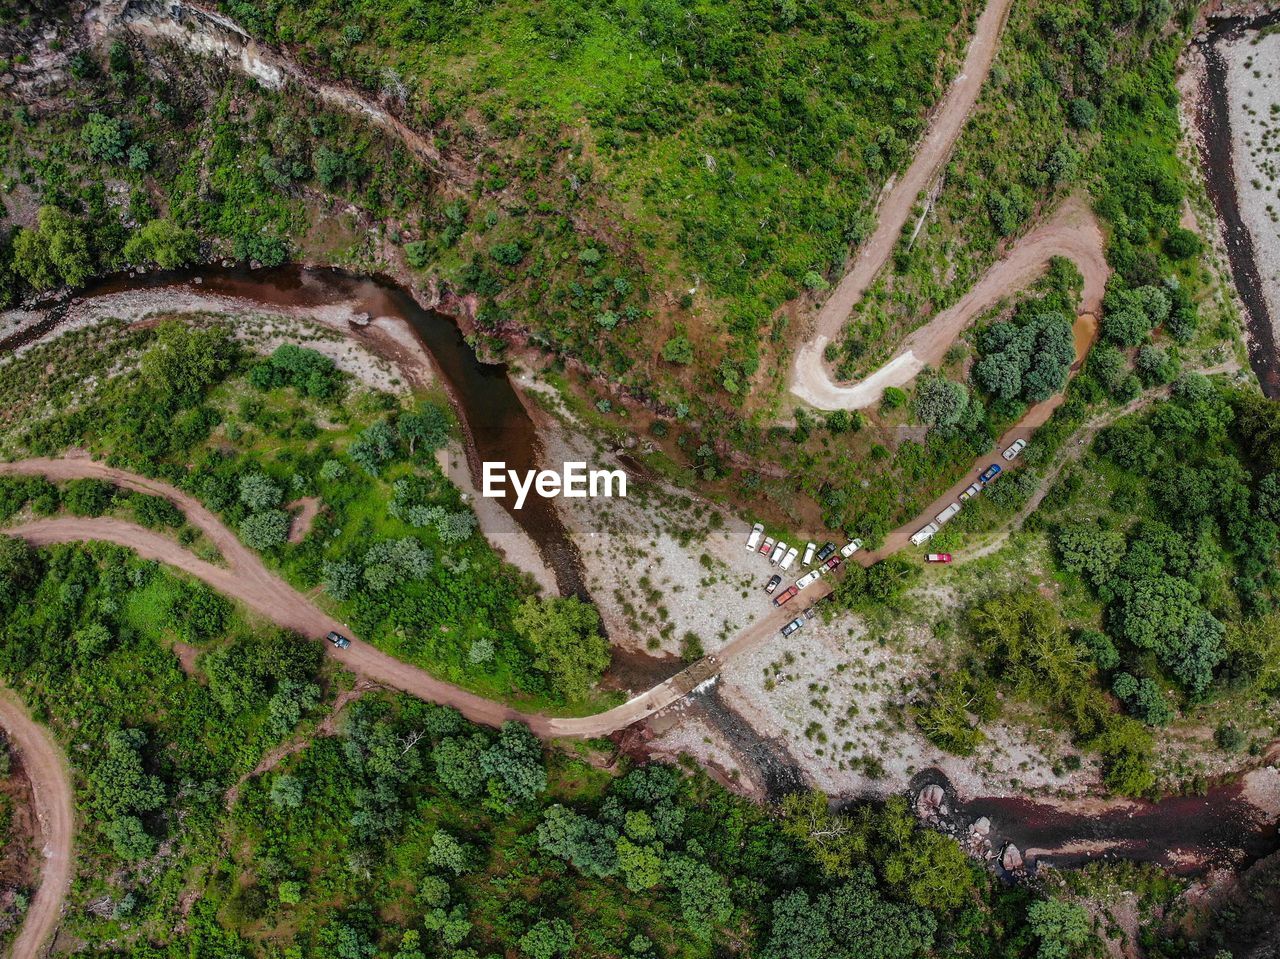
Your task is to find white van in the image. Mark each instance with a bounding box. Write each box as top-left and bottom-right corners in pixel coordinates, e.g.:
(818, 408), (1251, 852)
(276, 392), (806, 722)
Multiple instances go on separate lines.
(746, 522), (764, 551)
(910, 522), (940, 546)
(779, 546), (799, 571)
(802, 542), (817, 566)
(770, 541), (787, 565)
(935, 502), (961, 526)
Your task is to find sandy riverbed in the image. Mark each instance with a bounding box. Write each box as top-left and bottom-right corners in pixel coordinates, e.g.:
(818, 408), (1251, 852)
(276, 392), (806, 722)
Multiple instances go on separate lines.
(1224, 25), (1280, 337)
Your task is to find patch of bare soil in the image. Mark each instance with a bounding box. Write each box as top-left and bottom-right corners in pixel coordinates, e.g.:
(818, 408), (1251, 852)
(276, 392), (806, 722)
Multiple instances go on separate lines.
(285, 496), (321, 545)
(171, 642), (203, 679)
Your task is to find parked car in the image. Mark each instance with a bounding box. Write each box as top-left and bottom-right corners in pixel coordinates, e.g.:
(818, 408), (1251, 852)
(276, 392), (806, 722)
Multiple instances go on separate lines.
(781, 615), (807, 637)
(823, 555), (843, 572)
(926, 553), (953, 564)
(910, 522), (940, 546)
(815, 541), (837, 562)
(759, 535), (775, 556)
(959, 482), (982, 501)
(326, 631), (351, 650)
(796, 569), (823, 590)
(839, 538), (863, 558)
(980, 463), (1002, 483)
(935, 502), (961, 525)
(802, 542), (817, 566)
(1003, 439), (1027, 461)
(780, 546), (799, 571)
(770, 541), (788, 565)
(772, 585), (800, 607)
(764, 574), (782, 594)
(746, 522), (764, 551)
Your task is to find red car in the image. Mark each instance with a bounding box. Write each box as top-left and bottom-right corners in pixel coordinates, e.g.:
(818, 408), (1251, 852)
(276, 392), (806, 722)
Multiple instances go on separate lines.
(772, 585), (800, 607)
(926, 553), (952, 564)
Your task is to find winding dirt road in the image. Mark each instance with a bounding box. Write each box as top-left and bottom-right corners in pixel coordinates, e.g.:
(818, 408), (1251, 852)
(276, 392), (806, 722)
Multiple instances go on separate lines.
(793, 196), (1110, 409)
(787, 0), (1110, 411)
(0, 690), (74, 959)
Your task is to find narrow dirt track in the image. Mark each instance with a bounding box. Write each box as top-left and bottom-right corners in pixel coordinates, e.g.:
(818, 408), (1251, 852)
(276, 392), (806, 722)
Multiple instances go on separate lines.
(0, 690), (74, 959)
(789, 0), (1015, 403)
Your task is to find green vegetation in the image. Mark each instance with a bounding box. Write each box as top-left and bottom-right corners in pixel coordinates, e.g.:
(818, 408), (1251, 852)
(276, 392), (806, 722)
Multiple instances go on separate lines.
(930, 379), (1280, 795)
(0, 528), (1112, 955)
(0, 320), (609, 710)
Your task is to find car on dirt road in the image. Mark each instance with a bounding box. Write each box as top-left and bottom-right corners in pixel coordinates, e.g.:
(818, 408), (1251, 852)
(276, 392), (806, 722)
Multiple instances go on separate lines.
(772, 585), (800, 607)
(759, 535), (775, 556)
(802, 542), (817, 565)
(764, 574), (782, 594)
(910, 522), (940, 546)
(781, 615), (807, 637)
(746, 522), (764, 551)
(796, 569), (823, 589)
(815, 541), (837, 562)
(780, 546), (799, 570)
(1002, 439), (1027, 460)
(980, 463), (1002, 483)
(822, 555), (843, 572)
(326, 631), (351, 649)
(840, 538), (863, 558)
(926, 553), (953, 564)
(959, 482), (982, 501)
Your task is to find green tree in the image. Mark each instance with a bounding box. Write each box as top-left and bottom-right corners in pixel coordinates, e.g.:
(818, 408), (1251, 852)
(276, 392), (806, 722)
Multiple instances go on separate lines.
(480, 721), (547, 808)
(140, 323), (238, 406)
(82, 112), (128, 162)
(104, 815), (156, 860)
(348, 420), (400, 475)
(1026, 899), (1093, 959)
(239, 472), (284, 511)
(397, 403), (451, 454)
(536, 804), (619, 878)
(662, 335), (695, 364)
(13, 206), (94, 290)
(511, 595), (609, 700)
(123, 220), (199, 269)
(241, 509), (290, 549)
(427, 829), (475, 875)
(432, 732), (489, 800)
(519, 919), (575, 959)
(615, 836), (664, 891)
(913, 376), (969, 428)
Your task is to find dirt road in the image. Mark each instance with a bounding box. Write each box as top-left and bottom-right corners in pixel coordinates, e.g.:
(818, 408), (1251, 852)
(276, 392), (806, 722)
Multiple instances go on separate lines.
(789, 0), (1015, 403)
(0, 690), (74, 959)
(792, 195), (1110, 409)
(0, 457), (835, 738)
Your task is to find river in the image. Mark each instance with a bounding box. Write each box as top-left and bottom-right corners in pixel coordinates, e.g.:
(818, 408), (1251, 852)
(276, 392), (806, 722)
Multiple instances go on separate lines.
(0, 265), (589, 598)
(1194, 7), (1280, 397)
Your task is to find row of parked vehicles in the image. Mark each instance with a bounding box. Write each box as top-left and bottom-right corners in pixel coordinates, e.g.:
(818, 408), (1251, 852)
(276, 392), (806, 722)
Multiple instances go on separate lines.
(745, 525), (865, 636)
(909, 440), (1027, 547)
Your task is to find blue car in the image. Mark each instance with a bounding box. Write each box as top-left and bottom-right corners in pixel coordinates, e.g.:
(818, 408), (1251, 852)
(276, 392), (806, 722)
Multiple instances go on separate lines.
(980, 463), (1002, 483)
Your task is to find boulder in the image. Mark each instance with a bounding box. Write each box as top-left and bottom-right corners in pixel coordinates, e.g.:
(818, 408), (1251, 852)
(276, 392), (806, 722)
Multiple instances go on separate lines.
(916, 784), (946, 820)
(969, 816), (991, 837)
(1001, 843), (1023, 872)
(351, 312), (371, 327)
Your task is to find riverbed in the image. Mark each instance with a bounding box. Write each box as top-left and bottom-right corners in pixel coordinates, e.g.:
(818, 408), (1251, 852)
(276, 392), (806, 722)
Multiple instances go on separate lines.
(1194, 8), (1280, 395)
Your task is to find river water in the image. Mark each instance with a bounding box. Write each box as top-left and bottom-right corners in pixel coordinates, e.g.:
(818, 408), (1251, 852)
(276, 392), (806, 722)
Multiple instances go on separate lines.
(0, 265), (589, 598)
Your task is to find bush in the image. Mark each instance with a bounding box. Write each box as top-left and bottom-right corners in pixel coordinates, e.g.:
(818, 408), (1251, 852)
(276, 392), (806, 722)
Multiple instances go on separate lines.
(241, 509), (291, 550)
(123, 220), (199, 269)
